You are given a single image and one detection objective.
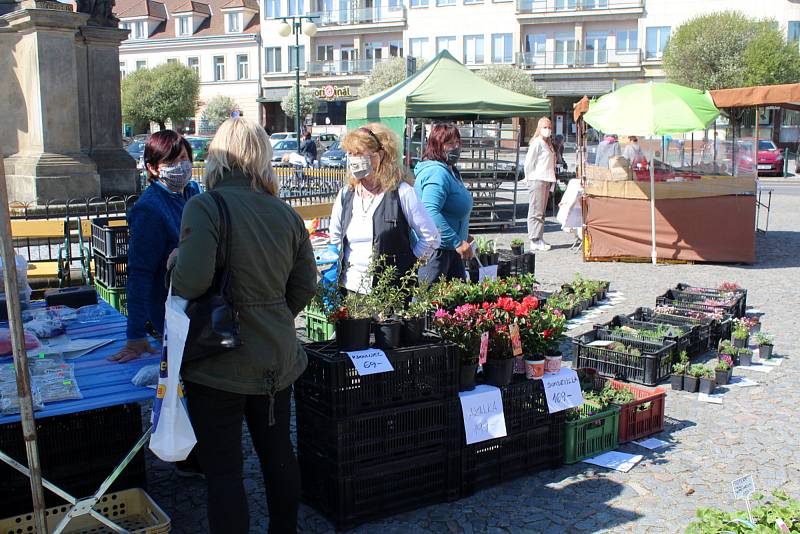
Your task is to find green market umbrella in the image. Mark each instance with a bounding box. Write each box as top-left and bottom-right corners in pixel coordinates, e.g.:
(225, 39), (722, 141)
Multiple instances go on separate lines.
(583, 82), (720, 264)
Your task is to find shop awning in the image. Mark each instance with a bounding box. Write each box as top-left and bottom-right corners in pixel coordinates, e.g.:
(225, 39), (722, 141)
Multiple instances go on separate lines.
(710, 83), (800, 109)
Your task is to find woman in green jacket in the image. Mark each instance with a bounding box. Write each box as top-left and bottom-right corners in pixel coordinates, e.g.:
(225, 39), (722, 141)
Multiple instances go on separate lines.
(171, 118), (317, 534)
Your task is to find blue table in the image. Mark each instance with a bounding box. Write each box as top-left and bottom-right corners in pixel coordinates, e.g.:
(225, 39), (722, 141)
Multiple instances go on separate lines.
(0, 303), (159, 425)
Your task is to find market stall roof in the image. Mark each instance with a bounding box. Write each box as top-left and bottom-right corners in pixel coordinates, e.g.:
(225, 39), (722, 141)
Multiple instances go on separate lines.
(346, 50), (550, 121)
(710, 83), (800, 109)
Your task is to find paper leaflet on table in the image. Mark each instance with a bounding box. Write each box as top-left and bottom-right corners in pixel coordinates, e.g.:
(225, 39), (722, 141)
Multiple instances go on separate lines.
(727, 376), (759, 388)
(28, 337), (115, 359)
(583, 451), (643, 472)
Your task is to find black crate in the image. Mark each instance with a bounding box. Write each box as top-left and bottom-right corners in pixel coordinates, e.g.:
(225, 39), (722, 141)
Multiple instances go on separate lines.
(494, 376), (553, 435)
(594, 316), (695, 357)
(656, 289), (739, 318)
(572, 330), (676, 386)
(94, 254), (128, 288)
(651, 299), (733, 344)
(628, 307), (712, 352)
(296, 340), (459, 418)
(0, 403), (147, 517)
(460, 418), (565, 498)
(300, 447), (459, 531)
(497, 251), (536, 278)
(296, 399), (460, 473)
(674, 283), (747, 318)
(91, 217), (129, 258)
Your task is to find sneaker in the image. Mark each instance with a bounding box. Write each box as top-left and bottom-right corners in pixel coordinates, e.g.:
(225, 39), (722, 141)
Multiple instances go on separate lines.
(530, 240), (552, 252)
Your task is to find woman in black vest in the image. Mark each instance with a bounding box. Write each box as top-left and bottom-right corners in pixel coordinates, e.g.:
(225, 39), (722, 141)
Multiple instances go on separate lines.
(328, 123), (440, 293)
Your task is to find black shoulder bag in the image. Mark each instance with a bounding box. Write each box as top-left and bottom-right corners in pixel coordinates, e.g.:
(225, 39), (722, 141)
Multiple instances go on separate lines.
(182, 191), (242, 363)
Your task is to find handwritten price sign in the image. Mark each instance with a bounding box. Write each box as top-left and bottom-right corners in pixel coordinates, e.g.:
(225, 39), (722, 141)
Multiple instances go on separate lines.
(541, 368), (584, 413)
(346, 348), (395, 376)
(459, 385), (507, 445)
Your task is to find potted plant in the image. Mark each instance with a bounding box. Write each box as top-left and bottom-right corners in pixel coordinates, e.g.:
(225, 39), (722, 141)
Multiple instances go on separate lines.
(670, 350), (689, 391)
(368, 258), (404, 349)
(399, 260), (432, 345)
(715, 354), (733, 385)
(484, 336), (514, 387)
(738, 348), (754, 367)
(718, 339), (738, 365)
(510, 238), (524, 256)
(431, 305), (481, 392)
(753, 331), (774, 360)
(684, 364), (705, 393)
(731, 322), (749, 349)
(329, 294), (373, 351)
(475, 237), (498, 266)
(698, 367), (716, 395)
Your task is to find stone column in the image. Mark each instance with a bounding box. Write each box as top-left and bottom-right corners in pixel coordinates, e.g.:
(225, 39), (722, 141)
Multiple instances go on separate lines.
(78, 26), (137, 196)
(0, 8), (101, 203)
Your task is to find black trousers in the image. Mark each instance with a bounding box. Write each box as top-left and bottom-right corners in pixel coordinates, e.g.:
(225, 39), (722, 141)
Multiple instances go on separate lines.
(185, 381), (299, 534)
(418, 248), (467, 285)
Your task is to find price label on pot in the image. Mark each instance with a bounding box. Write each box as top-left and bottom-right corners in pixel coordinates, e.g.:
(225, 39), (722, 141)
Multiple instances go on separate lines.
(541, 368), (584, 414)
(346, 349), (394, 376)
(479, 332), (489, 365)
(731, 474), (755, 500)
(459, 385), (507, 445)
(478, 265), (498, 282)
(509, 324), (522, 356)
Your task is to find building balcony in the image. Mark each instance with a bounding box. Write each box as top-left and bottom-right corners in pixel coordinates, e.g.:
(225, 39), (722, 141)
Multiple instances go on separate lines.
(516, 0), (643, 20)
(312, 6), (406, 30)
(516, 49), (642, 72)
(307, 58), (389, 77)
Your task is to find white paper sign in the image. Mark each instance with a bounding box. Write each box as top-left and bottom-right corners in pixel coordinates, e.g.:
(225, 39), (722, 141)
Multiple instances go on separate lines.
(346, 348), (394, 376)
(459, 385), (507, 445)
(583, 451), (643, 473)
(478, 265), (498, 282)
(732, 474), (756, 500)
(541, 368), (584, 413)
(633, 437), (670, 450)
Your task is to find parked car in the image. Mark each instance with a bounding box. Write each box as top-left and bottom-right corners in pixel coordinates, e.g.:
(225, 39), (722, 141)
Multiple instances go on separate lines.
(271, 139), (301, 166)
(313, 133), (339, 151)
(126, 140), (146, 169)
(270, 132), (297, 146)
(756, 140), (784, 176)
(186, 136), (212, 162)
(319, 141), (346, 168)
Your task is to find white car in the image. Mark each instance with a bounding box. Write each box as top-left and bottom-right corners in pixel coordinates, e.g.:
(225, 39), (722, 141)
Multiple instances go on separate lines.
(269, 132), (296, 147)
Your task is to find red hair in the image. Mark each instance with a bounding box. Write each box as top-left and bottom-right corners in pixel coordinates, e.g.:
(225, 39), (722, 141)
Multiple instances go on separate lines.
(422, 123), (461, 164)
(144, 130), (193, 181)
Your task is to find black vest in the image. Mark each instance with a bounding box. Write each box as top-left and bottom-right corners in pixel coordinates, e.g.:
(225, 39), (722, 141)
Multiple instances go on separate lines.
(340, 187), (415, 283)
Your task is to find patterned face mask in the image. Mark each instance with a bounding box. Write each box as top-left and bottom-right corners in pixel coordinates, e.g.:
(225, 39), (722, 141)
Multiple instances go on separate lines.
(347, 155), (372, 180)
(159, 160), (193, 190)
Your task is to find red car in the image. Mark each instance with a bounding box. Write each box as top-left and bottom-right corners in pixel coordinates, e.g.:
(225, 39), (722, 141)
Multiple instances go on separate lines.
(756, 140), (784, 176)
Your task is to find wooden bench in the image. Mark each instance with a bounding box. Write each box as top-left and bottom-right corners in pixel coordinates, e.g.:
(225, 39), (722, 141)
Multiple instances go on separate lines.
(293, 202), (334, 220)
(9, 219), (68, 283)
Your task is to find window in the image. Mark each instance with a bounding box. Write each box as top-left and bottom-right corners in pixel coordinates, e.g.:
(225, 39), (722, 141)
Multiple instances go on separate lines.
(366, 43), (383, 61)
(317, 45), (334, 61)
(645, 26), (670, 59)
(237, 54), (249, 79)
(410, 0), (428, 7)
(584, 31), (607, 64)
(525, 34), (545, 55)
(409, 38), (429, 60)
(388, 0), (402, 8)
(437, 0), (455, 6)
(789, 21), (800, 43)
(265, 47), (281, 72)
(167, 58), (178, 64)
(135, 59), (147, 70)
(436, 36), (456, 55)
(177, 16), (191, 36)
(463, 34), (484, 64)
(227, 12), (242, 32)
(389, 40), (404, 57)
(616, 29), (637, 52)
(119, 61), (126, 79)
(213, 56), (225, 80)
(554, 34), (575, 65)
(187, 56), (199, 74)
(464, 0), (482, 5)
(289, 45), (306, 71)
(491, 33), (512, 63)
(133, 21), (146, 39)
(289, 0), (304, 15)
(265, 0), (281, 18)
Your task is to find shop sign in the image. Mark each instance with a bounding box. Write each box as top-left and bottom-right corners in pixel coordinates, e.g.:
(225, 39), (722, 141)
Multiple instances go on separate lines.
(313, 85), (352, 100)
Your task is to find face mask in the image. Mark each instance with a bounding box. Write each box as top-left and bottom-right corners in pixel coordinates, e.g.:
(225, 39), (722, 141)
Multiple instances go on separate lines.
(347, 155), (372, 180)
(540, 128), (552, 138)
(445, 147), (461, 165)
(159, 160), (193, 190)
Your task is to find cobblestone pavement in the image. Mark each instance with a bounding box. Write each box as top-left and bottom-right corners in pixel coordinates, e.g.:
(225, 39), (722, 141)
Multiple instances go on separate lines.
(147, 181), (800, 533)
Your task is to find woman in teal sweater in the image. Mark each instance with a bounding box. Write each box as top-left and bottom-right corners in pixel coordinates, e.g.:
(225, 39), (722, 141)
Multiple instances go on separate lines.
(414, 123), (474, 284)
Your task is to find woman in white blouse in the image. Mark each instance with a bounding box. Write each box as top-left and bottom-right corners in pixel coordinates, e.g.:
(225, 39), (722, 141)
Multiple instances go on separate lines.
(328, 123), (440, 293)
(524, 117), (556, 251)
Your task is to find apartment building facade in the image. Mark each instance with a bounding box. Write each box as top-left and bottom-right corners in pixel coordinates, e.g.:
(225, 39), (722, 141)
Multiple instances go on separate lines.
(116, 0), (262, 135)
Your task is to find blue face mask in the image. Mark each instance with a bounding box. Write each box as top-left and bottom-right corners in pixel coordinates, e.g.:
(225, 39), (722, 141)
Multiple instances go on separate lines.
(159, 160), (193, 190)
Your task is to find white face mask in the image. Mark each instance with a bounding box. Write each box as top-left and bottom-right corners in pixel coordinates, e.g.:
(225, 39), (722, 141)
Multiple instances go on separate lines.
(540, 128), (552, 138)
(347, 155), (372, 180)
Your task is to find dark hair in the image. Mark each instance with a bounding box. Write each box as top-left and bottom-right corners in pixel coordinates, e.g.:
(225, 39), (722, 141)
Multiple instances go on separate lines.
(422, 123), (461, 164)
(144, 130), (193, 180)
(304, 132), (312, 140)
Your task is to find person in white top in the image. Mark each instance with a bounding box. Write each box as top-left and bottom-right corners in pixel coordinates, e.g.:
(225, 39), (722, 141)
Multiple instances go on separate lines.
(328, 123), (440, 293)
(524, 117), (556, 251)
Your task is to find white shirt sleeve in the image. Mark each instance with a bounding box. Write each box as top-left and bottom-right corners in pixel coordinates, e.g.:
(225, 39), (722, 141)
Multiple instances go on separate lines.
(524, 139), (540, 181)
(398, 182), (441, 258)
(328, 188), (345, 247)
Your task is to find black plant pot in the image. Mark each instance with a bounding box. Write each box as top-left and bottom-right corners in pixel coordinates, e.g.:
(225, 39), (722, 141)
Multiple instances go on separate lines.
(759, 344), (773, 360)
(699, 377), (716, 395)
(738, 351), (753, 367)
(467, 266), (479, 283)
(715, 369), (730, 386)
(497, 261), (511, 278)
(401, 317), (425, 346)
(732, 336), (747, 349)
(335, 318), (371, 351)
(670, 374), (684, 391)
(459, 362), (477, 392)
(511, 245), (524, 256)
(478, 253), (492, 266)
(374, 320), (402, 349)
(491, 252), (500, 265)
(523, 253), (535, 274)
(484, 358), (514, 387)
(683, 376), (699, 393)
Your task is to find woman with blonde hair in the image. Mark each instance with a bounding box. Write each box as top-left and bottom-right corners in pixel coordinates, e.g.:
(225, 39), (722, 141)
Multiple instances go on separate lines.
(524, 116), (556, 251)
(170, 117), (317, 534)
(327, 123), (439, 293)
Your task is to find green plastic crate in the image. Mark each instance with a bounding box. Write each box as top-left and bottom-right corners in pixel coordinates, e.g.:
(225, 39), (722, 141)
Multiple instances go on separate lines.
(305, 305), (334, 342)
(95, 280), (127, 316)
(564, 403), (619, 464)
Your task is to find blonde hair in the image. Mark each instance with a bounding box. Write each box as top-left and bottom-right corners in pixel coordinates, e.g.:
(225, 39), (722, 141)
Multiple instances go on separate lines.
(533, 116), (554, 153)
(341, 122), (409, 192)
(204, 118), (277, 195)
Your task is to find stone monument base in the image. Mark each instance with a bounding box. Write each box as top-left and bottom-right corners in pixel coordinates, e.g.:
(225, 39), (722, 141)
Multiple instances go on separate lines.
(4, 153), (100, 203)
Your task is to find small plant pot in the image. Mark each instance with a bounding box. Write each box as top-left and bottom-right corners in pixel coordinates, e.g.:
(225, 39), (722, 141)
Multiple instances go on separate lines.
(400, 317), (425, 346)
(511, 244), (524, 256)
(683, 376), (699, 393)
(335, 318), (371, 352)
(374, 320), (402, 349)
(738, 351), (753, 367)
(459, 362), (477, 392)
(699, 377), (716, 395)
(491, 252), (500, 265)
(715, 369), (730, 386)
(670, 374), (684, 391)
(513, 356), (527, 375)
(544, 355), (562, 375)
(523, 253), (535, 273)
(525, 359), (545, 380)
(732, 336), (747, 349)
(483, 358), (514, 387)
(758, 344), (773, 360)
(478, 253), (492, 267)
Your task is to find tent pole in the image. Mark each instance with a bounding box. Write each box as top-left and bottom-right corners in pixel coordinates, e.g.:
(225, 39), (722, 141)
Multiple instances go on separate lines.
(0, 155), (48, 533)
(649, 148), (657, 265)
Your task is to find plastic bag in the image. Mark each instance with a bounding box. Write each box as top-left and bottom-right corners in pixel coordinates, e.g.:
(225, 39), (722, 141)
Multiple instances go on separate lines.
(132, 364), (160, 387)
(22, 306), (77, 323)
(0, 328), (41, 356)
(0, 383), (44, 416)
(75, 304), (116, 324)
(22, 319), (65, 339)
(36, 364), (82, 403)
(0, 254), (29, 292)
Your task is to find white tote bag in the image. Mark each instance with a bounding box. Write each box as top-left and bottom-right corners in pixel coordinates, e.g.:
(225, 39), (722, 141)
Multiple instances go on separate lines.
(149, 287), (197, 462)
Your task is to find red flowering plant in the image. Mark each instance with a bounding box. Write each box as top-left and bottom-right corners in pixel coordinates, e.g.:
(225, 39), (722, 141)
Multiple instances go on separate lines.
(432, 304), (486, 363)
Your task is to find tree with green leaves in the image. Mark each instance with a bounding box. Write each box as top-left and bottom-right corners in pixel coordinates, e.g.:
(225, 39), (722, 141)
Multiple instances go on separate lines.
(201, 95), (240, 130)
(359, 57), (408, 97)
(664, 11), (800, 90)
(121, 62), (199, 130)
(280, 85), (319, 121)
(476, 64), (544, 97)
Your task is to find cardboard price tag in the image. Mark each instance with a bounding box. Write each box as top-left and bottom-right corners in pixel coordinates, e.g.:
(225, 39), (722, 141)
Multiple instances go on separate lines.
(346, 349), (395, 376)
(541, 368), (584, 413)
(459, 385), (507, 445)
(479, 332), (489, 365)
(509, 324), (522, 357)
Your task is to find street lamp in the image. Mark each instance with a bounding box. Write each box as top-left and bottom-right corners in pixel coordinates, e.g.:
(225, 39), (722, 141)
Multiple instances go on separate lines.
(277, 16), (317, 153)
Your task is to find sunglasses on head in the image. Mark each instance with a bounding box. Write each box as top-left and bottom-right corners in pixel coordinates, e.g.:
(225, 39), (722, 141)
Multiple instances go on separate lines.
(358, 127), (384, 152)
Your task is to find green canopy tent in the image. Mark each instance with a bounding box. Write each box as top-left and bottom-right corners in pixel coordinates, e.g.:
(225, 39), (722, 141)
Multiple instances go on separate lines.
(345, 50), (550, 151)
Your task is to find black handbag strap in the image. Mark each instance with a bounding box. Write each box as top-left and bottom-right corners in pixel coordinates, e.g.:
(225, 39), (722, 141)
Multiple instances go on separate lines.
(207, 191), (234, 300)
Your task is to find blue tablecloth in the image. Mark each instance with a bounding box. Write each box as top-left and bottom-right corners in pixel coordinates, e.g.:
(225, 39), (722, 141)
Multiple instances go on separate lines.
(0, 303), (159, 425)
